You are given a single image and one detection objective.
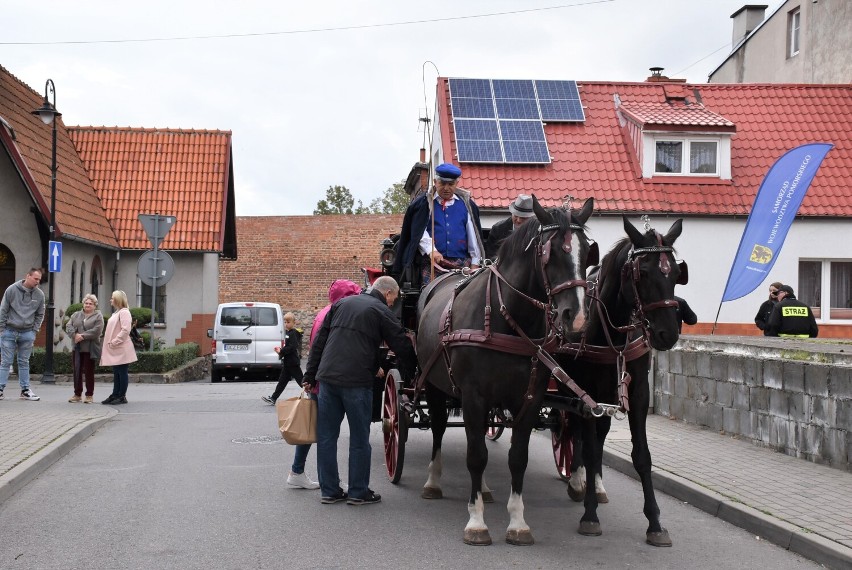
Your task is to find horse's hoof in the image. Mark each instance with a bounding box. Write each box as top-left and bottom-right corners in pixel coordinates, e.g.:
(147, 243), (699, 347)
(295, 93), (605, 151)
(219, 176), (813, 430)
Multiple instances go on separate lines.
(596, 491), (609, 504)
(646, 529), (672, 547)
(463, 528), (492, 546)
(421, 486), (443, 500)
(482, 491), (494, 503)
(578, 520), (602, 536)
(505, 529), (535, 546)
(567, 485), (585, 502)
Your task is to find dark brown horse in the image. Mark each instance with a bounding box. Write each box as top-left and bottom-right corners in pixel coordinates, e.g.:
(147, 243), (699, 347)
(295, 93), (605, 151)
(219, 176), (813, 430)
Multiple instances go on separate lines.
(557, 217), (686, 547)
(415, 196), (595, 546)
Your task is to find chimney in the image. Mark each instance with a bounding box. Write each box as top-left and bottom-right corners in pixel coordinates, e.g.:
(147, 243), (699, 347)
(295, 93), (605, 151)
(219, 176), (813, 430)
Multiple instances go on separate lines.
(730, 5), (767, 48)
(645, 67), (687, 83)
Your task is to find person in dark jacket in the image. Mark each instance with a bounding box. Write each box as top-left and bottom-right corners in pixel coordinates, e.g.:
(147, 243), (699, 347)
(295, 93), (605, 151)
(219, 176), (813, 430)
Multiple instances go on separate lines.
(391, 163), (484, 285)
(263, 312), (304, 405)
(766, 285), (819, 338)
(754, 281), (783, 335)
(303, 276), (415, 506)
(674, 295), (697, 333)
(484, 194), (535, 260)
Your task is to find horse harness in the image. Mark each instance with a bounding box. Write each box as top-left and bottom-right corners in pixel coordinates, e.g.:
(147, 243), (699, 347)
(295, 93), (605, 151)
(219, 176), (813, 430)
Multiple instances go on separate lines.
(412, 225), (684, 426)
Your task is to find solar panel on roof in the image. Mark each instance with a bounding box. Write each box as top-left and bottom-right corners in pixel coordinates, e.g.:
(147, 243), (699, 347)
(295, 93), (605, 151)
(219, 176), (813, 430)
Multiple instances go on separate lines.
(454, 118), (503, 163)
(449, 77), (581, 163)
(499, 120), (550, 164)
(535, 80), (585, 122)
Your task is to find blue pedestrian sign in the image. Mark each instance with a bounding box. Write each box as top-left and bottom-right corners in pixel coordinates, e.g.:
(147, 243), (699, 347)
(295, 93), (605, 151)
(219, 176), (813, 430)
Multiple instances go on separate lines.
(48, 241), (62, 273)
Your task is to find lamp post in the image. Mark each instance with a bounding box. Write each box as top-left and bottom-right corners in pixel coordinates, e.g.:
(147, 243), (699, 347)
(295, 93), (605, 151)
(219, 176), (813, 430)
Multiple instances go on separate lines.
(32, 79), (60, 384)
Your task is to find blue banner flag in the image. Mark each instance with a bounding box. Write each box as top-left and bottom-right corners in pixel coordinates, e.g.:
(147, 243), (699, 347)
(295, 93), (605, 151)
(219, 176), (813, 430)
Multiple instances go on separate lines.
(721, 143), (833, 302)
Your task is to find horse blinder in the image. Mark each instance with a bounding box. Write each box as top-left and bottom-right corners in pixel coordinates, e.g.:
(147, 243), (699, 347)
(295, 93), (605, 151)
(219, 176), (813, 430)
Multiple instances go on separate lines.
(586, 241), (599, 268)
(676, 261), (688, 285)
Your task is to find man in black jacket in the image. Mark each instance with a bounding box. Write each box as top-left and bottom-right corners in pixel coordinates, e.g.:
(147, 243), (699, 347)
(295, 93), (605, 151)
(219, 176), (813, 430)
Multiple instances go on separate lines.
(303, 276), (415, 506)
(766, 285), (819, 338)
(754, 281), (783, 335)
(484, 194), (535, 260)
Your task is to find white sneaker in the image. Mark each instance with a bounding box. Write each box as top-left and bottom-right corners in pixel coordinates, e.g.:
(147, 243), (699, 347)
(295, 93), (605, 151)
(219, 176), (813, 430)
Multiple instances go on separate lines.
(287, 471), (320, 490)
(20, 389), (40, 401)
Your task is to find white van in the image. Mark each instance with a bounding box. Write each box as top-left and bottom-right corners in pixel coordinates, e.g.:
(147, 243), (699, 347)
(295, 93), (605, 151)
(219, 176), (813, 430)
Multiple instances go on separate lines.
(207, 302), (285, 382)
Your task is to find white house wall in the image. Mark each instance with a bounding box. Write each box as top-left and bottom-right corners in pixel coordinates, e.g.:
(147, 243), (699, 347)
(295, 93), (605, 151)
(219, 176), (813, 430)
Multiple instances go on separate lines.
(0, 145), (43, 273)
(481, 212), (850, 328)
(115, 250), (219, 348)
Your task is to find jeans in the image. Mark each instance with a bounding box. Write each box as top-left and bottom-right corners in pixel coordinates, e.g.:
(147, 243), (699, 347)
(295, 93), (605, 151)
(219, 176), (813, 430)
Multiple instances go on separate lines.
(112, 364), (130, 397)
(291, 391), (316, 474)
(0, 329), (37, 390)
(317, 383), (373, 499)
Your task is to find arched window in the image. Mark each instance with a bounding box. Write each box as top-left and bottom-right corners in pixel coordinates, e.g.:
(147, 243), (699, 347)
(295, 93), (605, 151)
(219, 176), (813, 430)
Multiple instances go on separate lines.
(0, 243), (15, 295)
(79, 262), (86, 302)
(70, 260), (77, 304)
(90, 256), (103, 301)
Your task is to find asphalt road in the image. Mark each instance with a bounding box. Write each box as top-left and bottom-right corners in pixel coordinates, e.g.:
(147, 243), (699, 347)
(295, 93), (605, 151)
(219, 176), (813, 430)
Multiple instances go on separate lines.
(0, 381), (821, 570)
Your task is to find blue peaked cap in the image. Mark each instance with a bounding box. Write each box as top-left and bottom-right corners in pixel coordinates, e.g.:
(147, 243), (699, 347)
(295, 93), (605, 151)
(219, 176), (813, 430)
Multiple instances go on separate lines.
(435, 163), (462, 181)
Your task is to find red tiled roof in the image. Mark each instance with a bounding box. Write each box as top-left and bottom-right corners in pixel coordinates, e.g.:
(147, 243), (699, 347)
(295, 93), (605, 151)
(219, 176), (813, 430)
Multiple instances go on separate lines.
(618, 101), (735, 130)
(0, 65), (118, 247)
(437, 79), (852, 217)
(68, 126), (232, 251)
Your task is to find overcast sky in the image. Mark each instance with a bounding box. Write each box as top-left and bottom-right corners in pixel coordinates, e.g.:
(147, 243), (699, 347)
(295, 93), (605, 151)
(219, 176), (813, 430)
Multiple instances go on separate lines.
(2, 0), (762, 216)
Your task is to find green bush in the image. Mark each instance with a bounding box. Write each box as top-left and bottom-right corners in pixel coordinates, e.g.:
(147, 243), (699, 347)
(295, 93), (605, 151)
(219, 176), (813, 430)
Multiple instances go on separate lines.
(29, 342), (199, 374)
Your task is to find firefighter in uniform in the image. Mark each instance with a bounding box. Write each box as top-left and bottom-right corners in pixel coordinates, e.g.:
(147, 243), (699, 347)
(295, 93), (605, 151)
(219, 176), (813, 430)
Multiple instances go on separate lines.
(766, 285), (819, 338)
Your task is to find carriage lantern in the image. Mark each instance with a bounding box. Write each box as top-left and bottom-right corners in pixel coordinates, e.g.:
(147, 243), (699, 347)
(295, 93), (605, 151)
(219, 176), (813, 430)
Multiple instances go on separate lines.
(380, 237), (396, 268)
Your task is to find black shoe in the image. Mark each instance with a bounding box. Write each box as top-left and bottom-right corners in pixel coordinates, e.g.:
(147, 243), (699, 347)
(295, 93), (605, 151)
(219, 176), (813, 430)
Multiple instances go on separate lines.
(321, 490), (348, 504)
(113, 396), (128, 405)
(347, 490), (381, 505)
(101, 395), (117, 405)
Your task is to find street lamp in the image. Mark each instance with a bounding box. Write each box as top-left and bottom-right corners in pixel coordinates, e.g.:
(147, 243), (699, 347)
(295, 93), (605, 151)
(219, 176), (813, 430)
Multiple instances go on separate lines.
(32, 79), (61, 384)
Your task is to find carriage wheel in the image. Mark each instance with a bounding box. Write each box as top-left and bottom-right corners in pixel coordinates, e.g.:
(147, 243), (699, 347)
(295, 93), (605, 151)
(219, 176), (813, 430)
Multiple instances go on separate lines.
(551, 410), (573, 482)
(485, 408), (505, 441)
(382, 369), (408, 484)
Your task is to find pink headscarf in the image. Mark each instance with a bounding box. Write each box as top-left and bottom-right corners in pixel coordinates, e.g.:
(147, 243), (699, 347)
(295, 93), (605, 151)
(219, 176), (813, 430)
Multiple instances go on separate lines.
(309, 279), (362, 344)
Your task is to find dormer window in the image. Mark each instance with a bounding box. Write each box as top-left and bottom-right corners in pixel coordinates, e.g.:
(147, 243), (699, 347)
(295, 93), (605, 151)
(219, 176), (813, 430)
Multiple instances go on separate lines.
(615, 92), (735, 181)
(655, 138), (719, 176)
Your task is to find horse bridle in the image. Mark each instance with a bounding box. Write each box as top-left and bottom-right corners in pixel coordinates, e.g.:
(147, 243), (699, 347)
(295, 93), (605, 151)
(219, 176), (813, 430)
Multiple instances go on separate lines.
(623, 231), (687, 318)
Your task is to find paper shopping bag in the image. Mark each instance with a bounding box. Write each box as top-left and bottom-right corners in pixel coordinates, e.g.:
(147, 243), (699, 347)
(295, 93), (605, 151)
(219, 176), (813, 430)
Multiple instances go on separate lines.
(277, 390), (317, 445)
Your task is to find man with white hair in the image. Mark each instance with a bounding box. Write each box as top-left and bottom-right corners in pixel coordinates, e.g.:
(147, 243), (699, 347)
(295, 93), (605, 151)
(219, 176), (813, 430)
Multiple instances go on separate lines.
(304, 275), (415, 506)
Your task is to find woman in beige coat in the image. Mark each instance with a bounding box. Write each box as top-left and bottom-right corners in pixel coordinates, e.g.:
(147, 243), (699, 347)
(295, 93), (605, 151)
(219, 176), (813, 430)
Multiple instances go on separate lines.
(65, 294), (104, 403)
(100, 291), (138, 405)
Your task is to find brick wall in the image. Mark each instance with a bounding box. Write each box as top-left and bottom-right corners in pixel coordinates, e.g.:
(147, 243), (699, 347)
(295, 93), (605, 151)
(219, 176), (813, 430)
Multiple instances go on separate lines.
(219, 214), (403, 331)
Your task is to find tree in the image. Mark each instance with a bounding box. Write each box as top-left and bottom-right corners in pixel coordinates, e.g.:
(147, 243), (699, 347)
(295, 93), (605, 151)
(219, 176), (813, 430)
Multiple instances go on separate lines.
(314, 185), (367, 215)
(367, 180), (409, 214)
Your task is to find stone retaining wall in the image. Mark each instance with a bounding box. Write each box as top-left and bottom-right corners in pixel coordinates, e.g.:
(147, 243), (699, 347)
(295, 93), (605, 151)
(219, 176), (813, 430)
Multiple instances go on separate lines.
(653, 337), (852, 472)
(48, 356), (211, 385)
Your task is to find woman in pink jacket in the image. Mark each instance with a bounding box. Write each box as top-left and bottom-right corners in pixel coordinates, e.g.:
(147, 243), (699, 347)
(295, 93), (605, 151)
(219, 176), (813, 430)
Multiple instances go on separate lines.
(100, 291), (138, 405)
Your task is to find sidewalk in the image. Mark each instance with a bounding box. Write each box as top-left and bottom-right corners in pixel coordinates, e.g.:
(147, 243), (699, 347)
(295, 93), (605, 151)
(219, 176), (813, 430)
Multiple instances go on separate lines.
(0, 383), (116, 504)
(1, 384), (850, 568)
(604, 414), (852, 570)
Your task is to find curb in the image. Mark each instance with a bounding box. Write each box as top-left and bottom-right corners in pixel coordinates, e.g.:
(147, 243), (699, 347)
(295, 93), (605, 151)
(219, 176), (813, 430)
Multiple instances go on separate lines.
(603, 447), (852, 570)
(0, 410), (117, 505)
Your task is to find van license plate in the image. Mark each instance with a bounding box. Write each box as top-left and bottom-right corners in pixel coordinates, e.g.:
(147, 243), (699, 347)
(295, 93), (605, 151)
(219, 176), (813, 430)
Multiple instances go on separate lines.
(225, 344), (249, 351)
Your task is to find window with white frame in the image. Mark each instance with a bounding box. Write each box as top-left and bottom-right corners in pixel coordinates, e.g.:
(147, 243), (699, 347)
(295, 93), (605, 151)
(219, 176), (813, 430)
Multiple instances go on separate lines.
(798, 260), (852, 320)
(788, 8), (800, 58)
(654, 138), (719, 175)
(138, 281), (167, 324)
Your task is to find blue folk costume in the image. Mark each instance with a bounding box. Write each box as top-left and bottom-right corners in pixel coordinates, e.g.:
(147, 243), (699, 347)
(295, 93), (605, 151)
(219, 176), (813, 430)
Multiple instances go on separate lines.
(393, 189), (484, 284)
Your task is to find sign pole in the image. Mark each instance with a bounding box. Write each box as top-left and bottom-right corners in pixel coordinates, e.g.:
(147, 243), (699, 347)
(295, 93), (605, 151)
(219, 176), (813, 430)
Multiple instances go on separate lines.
(149, 215), (160, 352)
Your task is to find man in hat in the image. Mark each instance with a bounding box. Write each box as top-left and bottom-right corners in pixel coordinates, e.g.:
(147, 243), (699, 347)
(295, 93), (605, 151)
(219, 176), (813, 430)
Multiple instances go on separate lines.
(766, 285), (819, 338)
(393, 162), (484, 285)
(484, 194), (536, 260)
